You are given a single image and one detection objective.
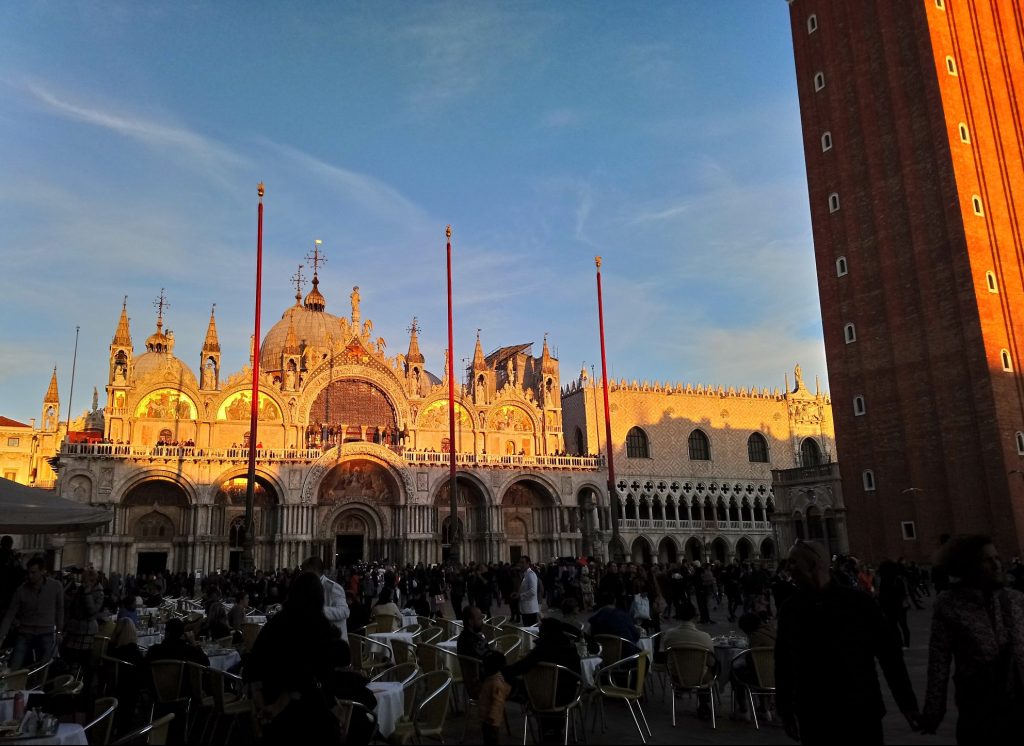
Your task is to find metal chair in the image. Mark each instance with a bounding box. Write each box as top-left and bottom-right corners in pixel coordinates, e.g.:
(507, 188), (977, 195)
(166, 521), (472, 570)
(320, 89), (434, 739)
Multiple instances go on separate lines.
(456, 654), (483, 743)
(665, 644), (719, 728)
(374, 612), (400, 633)
(240, 622), (261, 654)
(594, 652), (653, 743)
(728, 647), (776, 729)
(82, 696), (118, 746)
(111, 712), (175, 745)
(26, 658), (52, 689)
(148, 659), (190, 728)
(391, 637), (418, 667)
(522, 662), (587, 746)
(490, 635), (521, 661)
(0, 669), (29, 691)
(370, 662), (419, 685)
(389, 670), (453, 745)
(349, 633), (393, 678)
(335, 698), (378, 745)
(207, 669), (248, 743)
(398, 623), (423, 635)
(416, 626), (444, 644)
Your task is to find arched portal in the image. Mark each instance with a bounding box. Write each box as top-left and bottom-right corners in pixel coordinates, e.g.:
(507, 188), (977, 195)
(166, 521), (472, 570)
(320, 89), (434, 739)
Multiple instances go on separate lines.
(123, 480), (190, 575)
(658, 536), (678, 564)
(684, 537), (703, 562)
(501, 478), (559, 563)
(760, 537), (776, 562)
(214, 475), (280, 571)
(318, 458), (400, 565)
(434, 476), (488, 563)
(736, 536), (754, 561)
(711, 537), (729, 564)
(631, 536), (653, 565)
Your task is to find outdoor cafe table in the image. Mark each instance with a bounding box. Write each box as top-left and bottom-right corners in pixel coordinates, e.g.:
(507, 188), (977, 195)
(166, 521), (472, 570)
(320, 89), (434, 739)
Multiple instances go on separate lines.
(369, 632), (416, 661)
(206, 649), (242, 672)
(5, 724), (87, 745)
(367, 681), (403, 737)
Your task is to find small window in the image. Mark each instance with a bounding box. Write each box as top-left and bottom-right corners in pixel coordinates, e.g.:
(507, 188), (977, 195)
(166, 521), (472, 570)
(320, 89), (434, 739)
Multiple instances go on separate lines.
(946, 56), (958, 76)
(821, 131), (833, 151)
(901, 521), (917, 540)
(836, 256), (848, 276)
(3, 471), (16, 482)
(828, 193), (840, 213)
(807, 14), (818, 34)
(958, 123), (970, 143)
(1001, 349), (1013, 372)
(626, 427), (650, 458)
(1016, 431), (1024, 455)
(844, 323), (857, 343)
(6, 437), (19, 447)
(936, 0), (945, 9)
(972, 195), (984, 215)
(688, 429), (711, 461)
(863, 469), (876, 491)
(854, 395), (866, 416)
(747, 433), (769, 463)
(986, 271), (998, 293)
(814, 72), (825, 91)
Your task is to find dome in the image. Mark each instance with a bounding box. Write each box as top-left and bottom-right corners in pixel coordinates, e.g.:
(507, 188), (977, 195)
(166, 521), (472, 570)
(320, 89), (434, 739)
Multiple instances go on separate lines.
(132, 350), (199, 390)
(260, 303), (351, 373)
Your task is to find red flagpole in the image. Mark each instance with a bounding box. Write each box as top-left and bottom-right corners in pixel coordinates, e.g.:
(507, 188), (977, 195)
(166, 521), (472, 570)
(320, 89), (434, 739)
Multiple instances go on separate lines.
(595, 256), (622, 561)
(446, 225), (460, 565)
(242, 182), (265, 573)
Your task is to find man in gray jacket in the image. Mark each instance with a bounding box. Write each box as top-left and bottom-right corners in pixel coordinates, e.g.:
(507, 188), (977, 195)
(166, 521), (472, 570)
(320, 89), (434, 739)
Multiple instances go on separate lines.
(302, 556), (350, 641)
(0, 556), (64, 669)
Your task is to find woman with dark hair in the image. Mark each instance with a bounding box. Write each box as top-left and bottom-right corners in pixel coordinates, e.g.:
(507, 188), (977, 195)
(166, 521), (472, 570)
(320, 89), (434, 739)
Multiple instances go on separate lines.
(921, 535), (1024, 742)
(247, 571), (341, 744)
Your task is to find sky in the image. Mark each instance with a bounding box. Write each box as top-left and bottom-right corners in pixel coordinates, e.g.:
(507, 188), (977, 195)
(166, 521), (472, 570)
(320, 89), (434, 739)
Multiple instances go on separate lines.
(0, 1), (826, 425)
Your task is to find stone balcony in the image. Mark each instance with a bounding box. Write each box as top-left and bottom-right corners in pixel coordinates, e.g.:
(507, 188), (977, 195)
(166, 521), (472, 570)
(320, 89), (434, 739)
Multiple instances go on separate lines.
(60, 442), (604, 471)
(618, 518), (771, 533)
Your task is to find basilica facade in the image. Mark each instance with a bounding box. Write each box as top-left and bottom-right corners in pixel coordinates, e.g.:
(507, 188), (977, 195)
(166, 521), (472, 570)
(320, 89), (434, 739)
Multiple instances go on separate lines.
(45, 262), (843, 576)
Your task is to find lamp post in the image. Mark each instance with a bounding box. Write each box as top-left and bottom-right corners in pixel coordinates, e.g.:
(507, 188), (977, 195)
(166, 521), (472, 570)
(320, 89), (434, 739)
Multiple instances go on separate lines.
(445, 226), (460, 567)
(241, 182), (265, 575)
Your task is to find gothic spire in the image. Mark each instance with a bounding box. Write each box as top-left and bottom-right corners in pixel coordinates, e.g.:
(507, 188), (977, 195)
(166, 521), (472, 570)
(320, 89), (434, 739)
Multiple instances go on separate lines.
(202, 304), (221, 353)
(473, 329), (486, 371)
(406, 317), (425, 365)
(112, 297), (132, 347)
(44, 366), (59, 403)
(283, 313), (300, 355)
(541, 332), (557, 374)
(303, 240), (327, 312)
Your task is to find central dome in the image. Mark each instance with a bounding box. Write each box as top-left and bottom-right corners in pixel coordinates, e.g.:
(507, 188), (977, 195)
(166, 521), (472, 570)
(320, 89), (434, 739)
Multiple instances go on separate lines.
(260, 303), (351, 373)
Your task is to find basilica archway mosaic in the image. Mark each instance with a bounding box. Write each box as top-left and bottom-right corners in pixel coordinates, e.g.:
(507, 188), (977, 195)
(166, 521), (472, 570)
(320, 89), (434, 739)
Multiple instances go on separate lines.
(135, 389), (197, 419)
(217, 392), (281, 421)
(317, 458), (400, 506)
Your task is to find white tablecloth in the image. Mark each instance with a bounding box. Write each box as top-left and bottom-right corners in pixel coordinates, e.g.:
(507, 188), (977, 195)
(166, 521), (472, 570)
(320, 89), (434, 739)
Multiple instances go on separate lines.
(401, 614), (419, 628)
(244, 615), (267, 625)
(434, 640), (460, 673)
(369, 632), (415, 662)
(580, 656), (602, 687)
(14, 724), (87, 745)
(137, 633), (162, 649)
(713, 643), (746, 691)
(368, 681), (404, 737)
(637, 637), (653, 655)
(207, 650), (241, 672)
(514, 625), (539, 652)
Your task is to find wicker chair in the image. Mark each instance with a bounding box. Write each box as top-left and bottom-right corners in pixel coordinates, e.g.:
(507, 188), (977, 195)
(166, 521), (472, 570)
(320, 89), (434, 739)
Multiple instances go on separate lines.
(665, 644), (718, 728)
(391, 637), (418, 667)
(82, 696), (118, 746)
(490, 635), (521, 661)
(415, 642), (444, 673)
(388, 670), (452, 745)
(349, 634), (393, 678)
(485, 615), (508, 628)
(336, 698), (378, 745)
(728, 647), (776, 729)
(398, 623), (423, 635)
(522, 662), (586, 746)
(111, 712), (175, 745)
(0, 669), (29, 691)
(456, 654), (483, 742)
(592, 635), (639, 669)
(148, 659), (189, 730)
(26, 659), (52, 689)
(207, 669), (249, 742)
(416, 626), (444, 645)
(594, 652), (653, 743)
(240, 622), (261, 654)
(374, 613), (400, 633)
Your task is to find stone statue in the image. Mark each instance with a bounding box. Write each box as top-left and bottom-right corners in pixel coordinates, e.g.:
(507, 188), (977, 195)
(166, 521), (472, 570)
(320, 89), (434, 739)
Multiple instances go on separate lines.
(506, 357), (516, 385)
(376, 337), (386, 354)
(363, 319), (373, 339)
(351, 286), (361, 325)
(284, 369), (296, 390)
(794, 363), (804, 390)
(202, 365), (215, 389)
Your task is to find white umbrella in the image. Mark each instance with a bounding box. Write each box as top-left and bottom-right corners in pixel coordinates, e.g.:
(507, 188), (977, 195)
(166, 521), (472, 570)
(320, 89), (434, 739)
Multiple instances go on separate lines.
(0, 477), (112, 533)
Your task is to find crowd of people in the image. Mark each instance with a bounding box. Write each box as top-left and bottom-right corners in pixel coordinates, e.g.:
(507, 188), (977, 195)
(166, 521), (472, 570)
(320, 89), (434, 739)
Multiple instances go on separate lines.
(1, 532), (1023, 744)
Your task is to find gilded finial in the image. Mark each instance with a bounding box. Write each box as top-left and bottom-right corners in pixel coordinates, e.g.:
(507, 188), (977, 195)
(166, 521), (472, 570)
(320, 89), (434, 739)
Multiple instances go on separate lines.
(595, 256), (602, 268)
(446, 225), (452, 240)
(257, 182), (265, 199)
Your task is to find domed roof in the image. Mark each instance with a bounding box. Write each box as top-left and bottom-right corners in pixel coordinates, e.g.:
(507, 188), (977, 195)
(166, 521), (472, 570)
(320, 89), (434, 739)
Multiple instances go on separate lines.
(132, 350), (199, 390)
(260, 303), (351, 372)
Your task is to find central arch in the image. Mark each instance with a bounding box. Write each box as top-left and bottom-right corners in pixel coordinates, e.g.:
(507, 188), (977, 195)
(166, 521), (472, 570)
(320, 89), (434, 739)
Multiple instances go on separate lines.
(308, 378), (399, 447)
(500, 477), (560, 563)
(213, 474), (280, 571)
(433, 474), (489, 563)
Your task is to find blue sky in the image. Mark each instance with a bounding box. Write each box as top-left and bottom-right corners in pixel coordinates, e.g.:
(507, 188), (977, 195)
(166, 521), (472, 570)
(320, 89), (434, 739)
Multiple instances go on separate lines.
(0, 1), (826, 425)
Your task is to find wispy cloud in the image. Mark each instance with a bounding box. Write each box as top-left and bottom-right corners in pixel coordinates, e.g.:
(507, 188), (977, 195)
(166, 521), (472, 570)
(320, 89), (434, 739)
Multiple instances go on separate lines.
(540, 108), (581, 129)
(23, 82), (246, 171)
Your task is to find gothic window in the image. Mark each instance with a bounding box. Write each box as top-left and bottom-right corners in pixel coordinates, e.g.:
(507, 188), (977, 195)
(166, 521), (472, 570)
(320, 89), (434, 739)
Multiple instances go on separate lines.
(863, 469), (876, 491)
(136, 512), (174, 540)
(690, 501), (701, 522)
(728, 499), (739, 523)
(626, 427), (650, 458)
(575, 427), (585, 455)
(806, 506), (824, 540)
(753, 499), (765, 522)
(972, 195), (984, 216)
(716, 499), (727, 522)
(844, 323), (856, 343)
(229, 516), (245, 548)
(794, 511), (805, 540)
(159, 428), (173, 441)
(688, 429), (711, 461)
(836, 256), (848, 276)
(945, 56), (958, 76)
(1001, 349), (1013, 372)
(854, 396), (866, 416)
(828, 192), (840, 213)
(821, 131), (832, 151)
(814, 71), (825, 91)
(747, 433), (769, 463)
(986, 271), (998, 293)
(807, 14), (818, 33)
(801, 438), (823, 466)
(741, 498), (753, 522)
(901, 521), (917, 540)
(703, 498), (715, 522)
(958, 123), (970, 143)
(1016, 432), (1024, 455)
